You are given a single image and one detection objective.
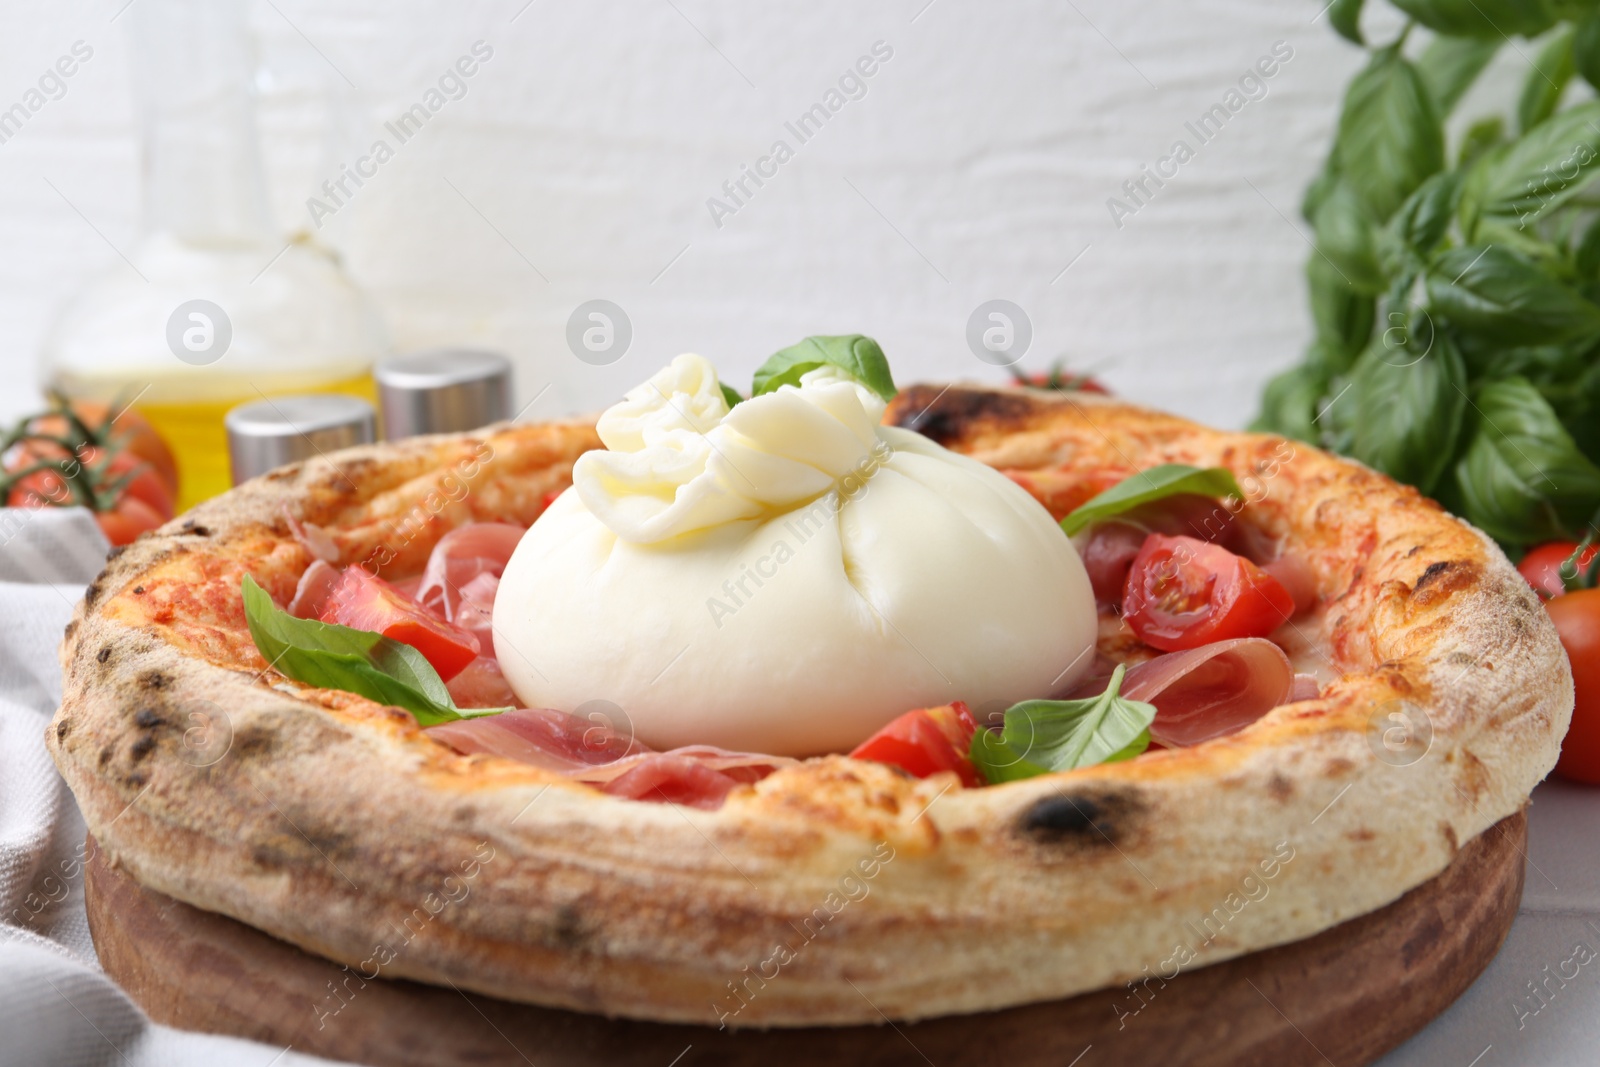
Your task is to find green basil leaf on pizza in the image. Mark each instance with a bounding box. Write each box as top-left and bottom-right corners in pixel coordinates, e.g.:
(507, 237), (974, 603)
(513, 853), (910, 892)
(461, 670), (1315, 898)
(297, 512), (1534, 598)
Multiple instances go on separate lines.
(241, 575), (507, 726)
(750, 334), (897, 402)
(1060, 463), (1245, 535)
(970, 664), (1155, 784)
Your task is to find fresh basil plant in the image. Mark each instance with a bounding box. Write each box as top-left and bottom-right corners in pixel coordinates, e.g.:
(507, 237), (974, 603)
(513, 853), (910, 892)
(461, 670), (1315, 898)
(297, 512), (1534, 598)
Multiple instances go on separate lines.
(1257, 2), (1600, 548)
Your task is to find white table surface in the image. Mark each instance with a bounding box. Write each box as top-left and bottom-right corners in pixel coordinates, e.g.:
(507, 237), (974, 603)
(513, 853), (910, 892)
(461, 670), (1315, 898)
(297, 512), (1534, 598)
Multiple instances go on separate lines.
(1373, 779), (1600, 1067)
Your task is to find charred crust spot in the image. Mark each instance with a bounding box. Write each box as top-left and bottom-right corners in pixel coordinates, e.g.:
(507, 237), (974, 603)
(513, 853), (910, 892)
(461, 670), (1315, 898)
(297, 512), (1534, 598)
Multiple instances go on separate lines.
(130, 736), (155, 762)
(107, 545), (127, 561)
(551, 904), (587, 950)
(231, 724), (277, 758)
(98, 743), (114, 768)
(305, 831), (353, 860)
(132, 586), (145, 595)
(889, 386), (1038, 447)
(64, 619), (78, 643)
(179, 520), (212, 537)
(83, 578), (104, 609)
(1414, 561), (1453, 593)
(1267, 773), (1294, 802)
(1405, 544), (1424, 557)
(252, 844), (289, 869)
(138, 670), (171, 691)
(55, 720), (70, 741)
(1412, 559), (1480, 606)
(134, 708), (166, 729)
(1018, 791), (1141, 847)
(124, 771), (148, 788)
(96, 645), (112, 665)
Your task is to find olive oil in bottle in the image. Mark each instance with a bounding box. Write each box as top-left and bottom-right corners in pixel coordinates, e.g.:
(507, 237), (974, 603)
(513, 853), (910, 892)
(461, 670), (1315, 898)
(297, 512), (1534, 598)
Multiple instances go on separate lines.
(39, 0), (386, 511)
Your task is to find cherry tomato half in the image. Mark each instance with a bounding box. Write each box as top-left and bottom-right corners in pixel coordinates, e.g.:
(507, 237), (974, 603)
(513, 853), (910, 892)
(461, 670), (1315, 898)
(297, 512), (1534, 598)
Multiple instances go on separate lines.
(1519, 541), (1600, 600)
(1547, 589), (1600, 785)
(850, 702), (982, 787)
(1122, 534), (1295, 652)
(320, 566), (480, 681)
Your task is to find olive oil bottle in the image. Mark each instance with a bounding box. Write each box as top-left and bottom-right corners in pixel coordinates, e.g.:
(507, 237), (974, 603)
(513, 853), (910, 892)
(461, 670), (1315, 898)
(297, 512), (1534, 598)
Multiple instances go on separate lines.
(39, 0), (385, 511)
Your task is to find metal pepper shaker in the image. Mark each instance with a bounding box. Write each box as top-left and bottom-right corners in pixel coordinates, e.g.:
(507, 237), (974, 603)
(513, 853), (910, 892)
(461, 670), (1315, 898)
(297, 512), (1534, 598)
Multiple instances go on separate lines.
(375, 349), (512, 439)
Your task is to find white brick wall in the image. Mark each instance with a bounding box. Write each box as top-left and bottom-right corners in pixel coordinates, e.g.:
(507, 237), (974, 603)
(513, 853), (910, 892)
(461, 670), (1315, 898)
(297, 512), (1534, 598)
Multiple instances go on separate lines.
(0, 0), (1528, 430)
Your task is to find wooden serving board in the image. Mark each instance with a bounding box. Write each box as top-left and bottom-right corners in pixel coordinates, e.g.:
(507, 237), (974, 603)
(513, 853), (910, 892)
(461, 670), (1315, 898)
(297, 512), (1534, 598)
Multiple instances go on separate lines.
(86, 812), (1526, 1067)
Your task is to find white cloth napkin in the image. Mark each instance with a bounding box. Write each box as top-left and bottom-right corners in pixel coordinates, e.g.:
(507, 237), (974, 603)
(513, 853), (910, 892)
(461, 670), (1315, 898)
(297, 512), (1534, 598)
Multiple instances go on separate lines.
(0, 509), (345, 1067)
(0, 507), (1595, 1066)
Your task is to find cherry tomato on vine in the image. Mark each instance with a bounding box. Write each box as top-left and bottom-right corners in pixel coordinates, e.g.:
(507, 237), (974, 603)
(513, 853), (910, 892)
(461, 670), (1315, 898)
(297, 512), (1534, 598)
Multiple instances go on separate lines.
(1519, 541), (1600, 599)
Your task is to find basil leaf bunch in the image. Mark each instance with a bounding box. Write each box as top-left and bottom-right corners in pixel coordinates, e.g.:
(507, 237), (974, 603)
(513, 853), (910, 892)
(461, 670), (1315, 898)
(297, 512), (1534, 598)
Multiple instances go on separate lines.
(241, 575), (507, 726)
(969, 664), (1156, 785)
(1256, 4), (1600, 547)
(1059, 464), (1245, 535)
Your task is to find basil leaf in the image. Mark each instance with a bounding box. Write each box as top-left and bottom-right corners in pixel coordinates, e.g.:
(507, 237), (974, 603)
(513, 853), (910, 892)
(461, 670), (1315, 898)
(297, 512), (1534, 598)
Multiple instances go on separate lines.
(1250, 358), (1331, 444)
(1344, 329), (1468, 495)
(1467, 100), (1600, 225)
(1518, 26), (1575, 134)
(1469, 216), (1566, 268)
(1419, 36), (1501, 117)
(969, 665), (1155, 785)
(1307, 254), (1375, 365)
(1455, 377), (1600, 543)
(1060, 464), (1244, 536)
(1457, 116), (1506, 170)
(1302, 153), (1342, 223)
(1313, 181), (1386, 294)
(1575, 214), (1600, 280)
(1458, 334), (1591, 384)
(1328, 0), (1365, 45)
(1576, 12), (1600, 92)
(719, 381), (744, 409)
(1545, 355), (1600, 461)
(751, 335), (896, 402)
(1378, 170), (1462, 279)
(1389, 0), (1557, 39)
(1427, 245), (1600, 345)
(1337, 48), (1445, 220)
(241, 575), (505, 726)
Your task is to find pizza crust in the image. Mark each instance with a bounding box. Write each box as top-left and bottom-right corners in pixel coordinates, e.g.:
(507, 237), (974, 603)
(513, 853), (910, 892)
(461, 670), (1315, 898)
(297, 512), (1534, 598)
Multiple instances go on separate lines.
(49, 386), (1571, 1027)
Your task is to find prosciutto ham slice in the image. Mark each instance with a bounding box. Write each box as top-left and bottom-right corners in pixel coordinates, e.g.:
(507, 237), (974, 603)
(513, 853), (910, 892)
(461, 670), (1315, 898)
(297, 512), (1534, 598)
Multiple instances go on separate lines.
(445, 656), (519, 708)
(427, 707), (795, 809)
(1066, 637), (1297, 748)
(414, 523), (524, 635)
(283, 507), (340, 564)
(1123, 638), (1296, 747)
(287, 559), (340, 619)
(1261, 553), (1318, 617)
(1081, 522), (1147, 606)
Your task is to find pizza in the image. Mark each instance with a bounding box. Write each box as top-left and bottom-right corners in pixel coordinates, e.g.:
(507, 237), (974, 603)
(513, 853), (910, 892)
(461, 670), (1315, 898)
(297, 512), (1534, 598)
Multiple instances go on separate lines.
(48, 342), (1570, 1029)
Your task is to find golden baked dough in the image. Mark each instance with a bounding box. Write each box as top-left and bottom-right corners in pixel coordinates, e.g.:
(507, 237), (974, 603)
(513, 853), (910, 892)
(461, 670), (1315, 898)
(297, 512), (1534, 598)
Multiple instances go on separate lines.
(48, 385), (1570, 1027)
